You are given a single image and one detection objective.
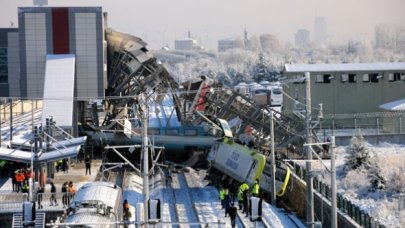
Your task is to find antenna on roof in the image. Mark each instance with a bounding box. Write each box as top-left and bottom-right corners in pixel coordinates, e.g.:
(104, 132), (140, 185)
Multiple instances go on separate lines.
(9, 21), (14, 27)
(33, 0), (48, 6)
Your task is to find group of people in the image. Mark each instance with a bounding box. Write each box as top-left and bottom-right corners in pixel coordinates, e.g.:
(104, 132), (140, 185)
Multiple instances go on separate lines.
(11, 167), (33, 193)
(36, 180), (76, 209)
(219, 179), (260, 227)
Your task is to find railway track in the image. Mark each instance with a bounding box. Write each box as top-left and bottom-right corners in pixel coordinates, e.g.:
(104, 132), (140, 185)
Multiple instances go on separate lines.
(171, 172), (199, 227)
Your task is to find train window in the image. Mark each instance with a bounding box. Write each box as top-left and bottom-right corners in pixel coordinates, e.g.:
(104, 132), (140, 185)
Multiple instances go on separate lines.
(166, 129), (179, 136)
(184, 129), (197, 136)
(148, 129), (160, 135)
(272, 88), (282, 94)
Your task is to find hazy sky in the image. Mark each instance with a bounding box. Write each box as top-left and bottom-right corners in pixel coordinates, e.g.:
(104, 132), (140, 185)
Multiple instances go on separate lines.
(1, 0), (404, 50)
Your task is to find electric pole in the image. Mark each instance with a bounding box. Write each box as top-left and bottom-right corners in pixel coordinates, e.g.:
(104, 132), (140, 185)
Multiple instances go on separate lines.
(141, 103), (149, 227)
(305, 72), (314, 228)
(270, 109), (276, 205)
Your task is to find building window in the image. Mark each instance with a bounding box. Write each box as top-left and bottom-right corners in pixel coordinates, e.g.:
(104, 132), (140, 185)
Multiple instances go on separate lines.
(293, 75), (305, 84)
(341, 74), (348, 82)
(370, 73), (381, 83)
(348, 74), (356, 83)
(362, 74), (370, 82)
(0, 47), (7, 84)
(315, 74), (332, 83)
(324, 74), (332, 83)
(389, 72), (405, 82)
(315, 75), (323, 83)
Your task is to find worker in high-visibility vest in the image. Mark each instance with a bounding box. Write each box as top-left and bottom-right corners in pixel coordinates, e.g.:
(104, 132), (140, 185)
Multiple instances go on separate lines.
(219, 186), (226, 208)
(238, 181), (249, 211)
(252, 179), (260, 197)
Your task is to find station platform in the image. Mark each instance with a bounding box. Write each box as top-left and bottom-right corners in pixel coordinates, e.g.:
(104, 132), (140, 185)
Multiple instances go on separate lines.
(0, 159), (101, 213)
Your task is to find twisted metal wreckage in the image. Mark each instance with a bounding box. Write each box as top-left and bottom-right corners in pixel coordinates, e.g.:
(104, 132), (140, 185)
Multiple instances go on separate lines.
(81, 29), (311, 157)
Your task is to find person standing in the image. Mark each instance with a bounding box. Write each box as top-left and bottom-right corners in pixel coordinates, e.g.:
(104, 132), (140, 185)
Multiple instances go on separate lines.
(50, 182), (58, 206)
(224, 189), (232, 217)
(67, 181), (76, 204)
(239, 181), (249, 211)
(123, 199), (131, 221)
(229, 203), (238, 228)
(15, 170), (25, 192)
(219, 186), (226, 209)
(85, 156), (92, 175)
(11, 170), (17, 192)
(61, 181), (68, 208)
(243, 189), (251, 217)
(37, 185), (44, 209)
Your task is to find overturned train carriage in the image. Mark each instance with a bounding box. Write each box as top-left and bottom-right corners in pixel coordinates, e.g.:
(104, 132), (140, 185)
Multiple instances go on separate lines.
(62, 182), (123, 228)
(208, 138), (290, 197)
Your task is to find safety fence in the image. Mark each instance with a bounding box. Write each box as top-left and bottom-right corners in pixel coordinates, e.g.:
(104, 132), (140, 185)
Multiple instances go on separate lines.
(288, 161), (387, 228)
(319, 111), (405, 135)
(0, 99), (43, 123)
(0, 192), (74, 213)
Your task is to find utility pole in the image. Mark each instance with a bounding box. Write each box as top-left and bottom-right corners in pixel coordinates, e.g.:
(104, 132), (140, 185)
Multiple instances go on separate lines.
(141, 104), (149, 227)
(305, 72), (314, 228)
(330, 136), (337, 228)
(270, 109), (276, 205)
(9, 98), (13, 142)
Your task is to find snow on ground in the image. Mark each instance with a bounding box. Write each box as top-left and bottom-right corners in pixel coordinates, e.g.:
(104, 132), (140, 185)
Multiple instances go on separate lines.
(294, 142), (405, 228)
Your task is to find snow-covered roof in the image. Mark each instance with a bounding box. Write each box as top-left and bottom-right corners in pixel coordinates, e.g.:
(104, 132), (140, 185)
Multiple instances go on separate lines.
(379, 98), (405, 111)
(284, 62), (405, 73)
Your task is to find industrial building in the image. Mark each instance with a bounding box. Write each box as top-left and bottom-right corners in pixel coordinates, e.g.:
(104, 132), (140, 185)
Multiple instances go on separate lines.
(283, 62), (405, 116)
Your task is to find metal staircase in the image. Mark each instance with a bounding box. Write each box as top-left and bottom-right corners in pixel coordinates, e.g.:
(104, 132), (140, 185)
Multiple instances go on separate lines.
(12, 212), (46, 228)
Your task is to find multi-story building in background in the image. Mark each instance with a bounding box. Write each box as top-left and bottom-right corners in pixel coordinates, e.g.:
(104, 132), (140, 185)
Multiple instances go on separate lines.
(17, 7), (107, 99)
(0, 28), (19, 97)
(294, 29), (310, 47)
(218, 38), (238, 52)
(314, 16), (327, 44)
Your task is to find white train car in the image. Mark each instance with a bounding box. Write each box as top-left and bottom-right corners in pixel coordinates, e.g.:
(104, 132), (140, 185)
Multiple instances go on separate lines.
(264, 82), (283, 107)
(250, 84), (270, 106)
(233, 82), (249, 97)
(63, 182), (123, 227)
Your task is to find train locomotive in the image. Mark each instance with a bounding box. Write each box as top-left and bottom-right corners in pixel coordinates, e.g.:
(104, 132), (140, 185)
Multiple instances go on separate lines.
(62, 182), (123, 227)
(208, 138), (290, 197)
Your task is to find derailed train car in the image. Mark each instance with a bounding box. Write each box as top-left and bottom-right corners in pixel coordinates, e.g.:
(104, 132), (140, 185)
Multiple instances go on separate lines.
(61, 182), (123, 228)
(208, 138), (290, 197)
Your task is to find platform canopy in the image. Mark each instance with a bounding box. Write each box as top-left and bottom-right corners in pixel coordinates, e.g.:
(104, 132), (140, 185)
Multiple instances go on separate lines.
(379, 98), (405, 111)
(0, 145), (81, 163)
(42, 54), (76, 127)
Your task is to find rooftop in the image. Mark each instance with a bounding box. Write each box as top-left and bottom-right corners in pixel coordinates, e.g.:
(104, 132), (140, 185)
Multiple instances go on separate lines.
(284, 62), (405, 73)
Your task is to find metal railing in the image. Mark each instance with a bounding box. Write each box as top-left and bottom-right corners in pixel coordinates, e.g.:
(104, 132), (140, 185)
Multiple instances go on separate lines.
(319, 111), (405, 135)
(288, 161), (387, 228)
(0, 192), (75, 213)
